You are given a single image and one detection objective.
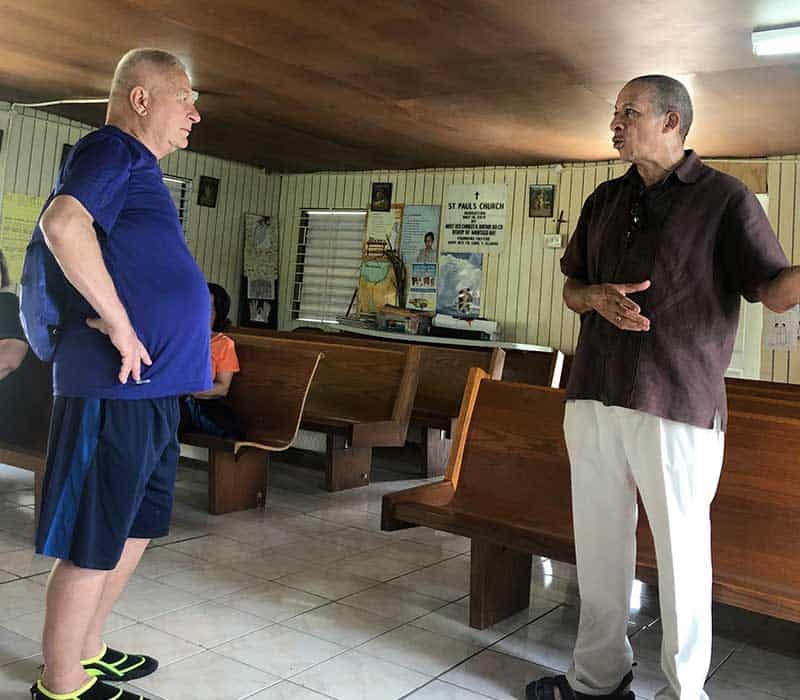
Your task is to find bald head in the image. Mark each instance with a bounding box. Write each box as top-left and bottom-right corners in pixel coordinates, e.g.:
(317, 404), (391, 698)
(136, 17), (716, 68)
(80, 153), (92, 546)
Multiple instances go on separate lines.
(106, 48), (200, 160)
(109, 48), (187, 105)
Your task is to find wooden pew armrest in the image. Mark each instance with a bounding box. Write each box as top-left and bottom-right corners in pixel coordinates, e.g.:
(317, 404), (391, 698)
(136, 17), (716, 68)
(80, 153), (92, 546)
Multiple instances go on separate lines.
(382, 479), (455, 530)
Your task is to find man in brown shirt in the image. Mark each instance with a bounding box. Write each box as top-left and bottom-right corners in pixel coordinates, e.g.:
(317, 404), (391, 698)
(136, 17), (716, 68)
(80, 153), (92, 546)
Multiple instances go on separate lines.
(528, 76), (797, 700)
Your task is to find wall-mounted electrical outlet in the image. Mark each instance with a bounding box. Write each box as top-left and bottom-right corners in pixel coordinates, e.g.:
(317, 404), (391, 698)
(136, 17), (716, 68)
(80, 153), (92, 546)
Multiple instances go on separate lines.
(544, 234), (563, 249)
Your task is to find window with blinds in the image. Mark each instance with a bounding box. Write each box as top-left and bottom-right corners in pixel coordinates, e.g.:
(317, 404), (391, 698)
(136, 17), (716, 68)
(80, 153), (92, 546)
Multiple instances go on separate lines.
(292, 209), (366, 324)
(163, 175), (192, 232)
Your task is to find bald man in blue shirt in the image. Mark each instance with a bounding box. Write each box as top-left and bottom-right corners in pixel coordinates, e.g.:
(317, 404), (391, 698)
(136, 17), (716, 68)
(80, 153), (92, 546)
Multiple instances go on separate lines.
(31, 49), (208, 700)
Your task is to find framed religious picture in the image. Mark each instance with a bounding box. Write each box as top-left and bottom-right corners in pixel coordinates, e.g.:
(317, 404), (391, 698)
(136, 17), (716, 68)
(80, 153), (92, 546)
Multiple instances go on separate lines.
(529, 184), (555, 218)
(370, 182), (392, 212)
(197, 175), (220, 208)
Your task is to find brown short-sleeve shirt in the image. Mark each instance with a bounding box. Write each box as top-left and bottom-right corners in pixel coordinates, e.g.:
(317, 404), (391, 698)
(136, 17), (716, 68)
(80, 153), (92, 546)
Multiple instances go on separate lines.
(561, 151), (789, 430)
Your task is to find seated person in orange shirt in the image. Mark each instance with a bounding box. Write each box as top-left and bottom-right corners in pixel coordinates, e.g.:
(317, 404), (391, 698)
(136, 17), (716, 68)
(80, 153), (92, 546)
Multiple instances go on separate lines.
(179, 283), (244, 438)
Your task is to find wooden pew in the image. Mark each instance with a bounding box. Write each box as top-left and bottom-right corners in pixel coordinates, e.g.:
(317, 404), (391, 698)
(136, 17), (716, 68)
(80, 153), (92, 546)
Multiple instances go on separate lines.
(228, 332), (421, 491)
(382, 370), (800, 629)
(0, 351), (52, 525)
(235, 327), (562, 476)
(181, 339), (322, 514)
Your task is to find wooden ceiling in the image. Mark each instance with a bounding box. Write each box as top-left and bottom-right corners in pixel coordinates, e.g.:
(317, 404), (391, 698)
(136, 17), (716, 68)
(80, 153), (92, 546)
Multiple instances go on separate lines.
(1, 0), (799, 172)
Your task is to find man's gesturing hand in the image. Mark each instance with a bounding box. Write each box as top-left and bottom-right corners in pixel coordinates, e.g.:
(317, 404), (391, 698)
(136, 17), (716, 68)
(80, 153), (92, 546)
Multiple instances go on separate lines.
(587, 280), (651, 331)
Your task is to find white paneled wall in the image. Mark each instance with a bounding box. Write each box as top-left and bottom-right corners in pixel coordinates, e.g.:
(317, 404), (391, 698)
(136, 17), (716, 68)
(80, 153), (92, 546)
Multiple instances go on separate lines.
(275, 162), (630, 348)
(274, 158), (800, 383)
(0, 102), (280, 318)
(3, 102), (799, 382)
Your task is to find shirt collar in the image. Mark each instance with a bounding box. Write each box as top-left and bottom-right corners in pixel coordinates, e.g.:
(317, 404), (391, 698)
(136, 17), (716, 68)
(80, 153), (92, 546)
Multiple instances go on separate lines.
(623, 149), (703, 187)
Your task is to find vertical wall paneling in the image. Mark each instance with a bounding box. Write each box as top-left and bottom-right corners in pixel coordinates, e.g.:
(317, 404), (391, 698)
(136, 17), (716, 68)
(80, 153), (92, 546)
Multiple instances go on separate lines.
(6, 102), (800, 382)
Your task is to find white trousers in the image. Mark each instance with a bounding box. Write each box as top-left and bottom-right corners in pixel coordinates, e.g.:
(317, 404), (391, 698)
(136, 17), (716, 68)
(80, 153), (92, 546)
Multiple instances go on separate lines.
(563, 400), (724, 700)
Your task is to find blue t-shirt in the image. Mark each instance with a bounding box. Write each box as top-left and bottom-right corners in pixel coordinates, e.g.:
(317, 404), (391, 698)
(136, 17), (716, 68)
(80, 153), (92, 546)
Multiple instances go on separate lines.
(42, 125), (212, 399)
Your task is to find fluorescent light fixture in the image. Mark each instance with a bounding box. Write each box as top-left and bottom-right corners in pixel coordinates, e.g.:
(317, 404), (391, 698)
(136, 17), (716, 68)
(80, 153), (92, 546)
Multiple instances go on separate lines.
(752, 25), (800, 56)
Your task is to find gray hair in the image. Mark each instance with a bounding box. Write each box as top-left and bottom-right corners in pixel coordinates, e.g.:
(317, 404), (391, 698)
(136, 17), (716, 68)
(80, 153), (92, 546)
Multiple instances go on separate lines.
(110, 48), (187, 99)
(628, 74), (694, 142)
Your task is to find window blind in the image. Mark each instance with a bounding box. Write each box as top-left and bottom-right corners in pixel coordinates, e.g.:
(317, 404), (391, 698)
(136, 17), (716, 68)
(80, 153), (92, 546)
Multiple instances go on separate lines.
(163, 175), (192, 232)
(292, 209), (366, 324)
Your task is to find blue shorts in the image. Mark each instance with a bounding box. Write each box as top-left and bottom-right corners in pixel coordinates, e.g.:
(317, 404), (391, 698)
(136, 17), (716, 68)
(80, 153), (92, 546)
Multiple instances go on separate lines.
(35, 396), (180, 570)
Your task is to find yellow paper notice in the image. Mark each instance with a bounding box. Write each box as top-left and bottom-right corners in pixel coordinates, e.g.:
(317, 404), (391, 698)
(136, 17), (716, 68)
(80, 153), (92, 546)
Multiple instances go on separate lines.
(0, 193), (45, 285)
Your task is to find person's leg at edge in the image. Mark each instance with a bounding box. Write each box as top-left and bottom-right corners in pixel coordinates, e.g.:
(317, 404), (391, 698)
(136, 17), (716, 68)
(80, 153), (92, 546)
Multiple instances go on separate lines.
(625, 411), (724, 700)
(565, 401), (638, 695)
(80, 537), (150, 659)
(41, 560), (108, 694)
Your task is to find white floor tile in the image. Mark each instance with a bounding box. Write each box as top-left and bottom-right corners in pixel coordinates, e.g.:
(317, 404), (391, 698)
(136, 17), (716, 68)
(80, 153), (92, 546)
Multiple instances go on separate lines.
(266, 539), (361, 564)
(336, 552), (423, 581)
(214, 624), (345, 677)
(1, 609), (134, 643)
(0, 624), (40, 666)
(228, 551), (313, 581)
(710, 644), (800, 699)
(442, 649), (555, 700)
(218, 581), (329, 622)
(246, 680), (332, 700)
(134, 547), (202, 579)
(0, 579), (47, 621)
(113, 577), (207, 621)
(0, 549), (53, 578)
(359, 624), (482, 676)
(0, 531), (32, 555)
(339, 583), (447, 622)
(276, 566), (379, 600)
(391, 558), (471, 601)
(413, 599), (559, 648)
(491, 606), (579, 672)
(164, 535), (262, 563)
(406, 680), (497, 699)
(135, 650), (279, 700)
(146, 601), (272, 648)
(157, 563), (261, 598)
(104, 623), (204, 667)
(704, 677), (790, 700)
(283, 602), (401, 647)
(293, 649), (430, 700)
(0, 654), (43, 698)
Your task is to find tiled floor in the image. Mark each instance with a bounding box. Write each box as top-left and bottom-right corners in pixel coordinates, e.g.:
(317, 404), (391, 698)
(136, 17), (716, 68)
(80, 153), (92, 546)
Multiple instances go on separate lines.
(0, 448), (798, 700)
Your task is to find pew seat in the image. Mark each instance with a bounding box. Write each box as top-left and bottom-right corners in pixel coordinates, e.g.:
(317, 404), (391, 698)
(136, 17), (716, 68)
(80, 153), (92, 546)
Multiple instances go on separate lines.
(383, 369), (800, 629)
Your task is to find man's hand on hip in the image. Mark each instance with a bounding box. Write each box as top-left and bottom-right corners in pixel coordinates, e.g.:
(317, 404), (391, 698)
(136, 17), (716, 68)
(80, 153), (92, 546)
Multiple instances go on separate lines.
(86, 318), (152, 383)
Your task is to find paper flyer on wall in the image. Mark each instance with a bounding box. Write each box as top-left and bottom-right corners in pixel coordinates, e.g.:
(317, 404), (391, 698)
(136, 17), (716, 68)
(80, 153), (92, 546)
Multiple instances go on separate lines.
(0, 193), (45, 286)
(442, 184), (507, 253)
(764, 305), (800, 350)
(363, 205), (403, 257)
(399, 205), (441, 266)
(436, 252), (482, 317)
(407, 263), (437, 312)
(243, 213), (278, 280)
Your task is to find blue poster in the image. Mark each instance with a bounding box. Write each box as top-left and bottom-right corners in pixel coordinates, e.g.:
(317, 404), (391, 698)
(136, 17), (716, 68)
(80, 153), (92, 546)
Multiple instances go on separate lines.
(436, 252), (482, 317)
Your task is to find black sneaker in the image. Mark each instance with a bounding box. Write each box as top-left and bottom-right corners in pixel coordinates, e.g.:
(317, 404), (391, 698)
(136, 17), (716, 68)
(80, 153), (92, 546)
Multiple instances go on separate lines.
(31, 677), (154, 699)
(82, 644), (159, 682)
